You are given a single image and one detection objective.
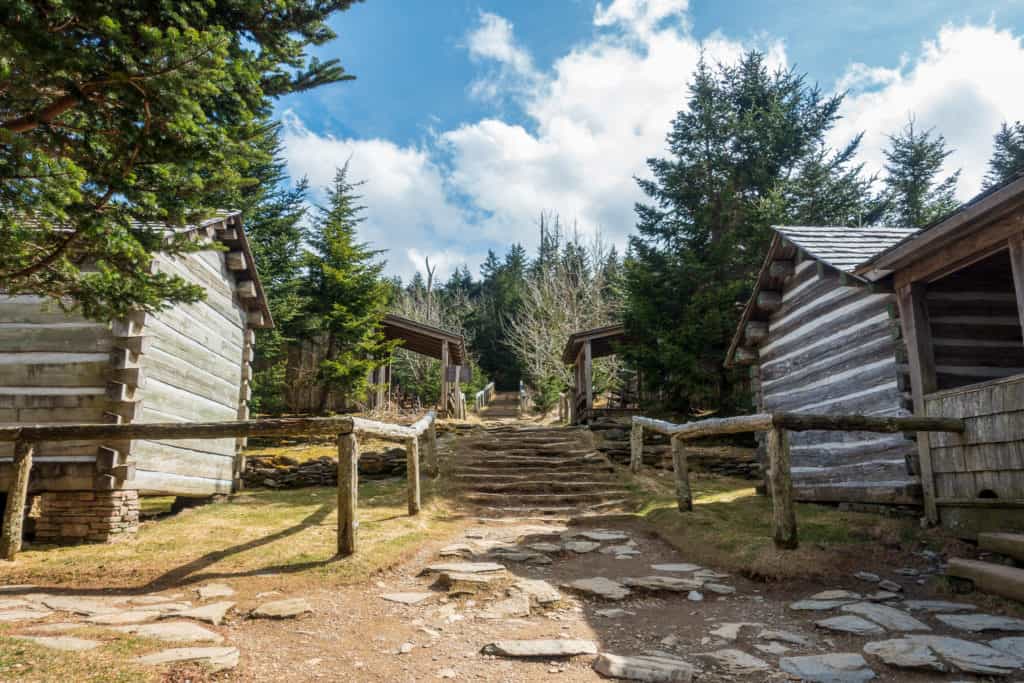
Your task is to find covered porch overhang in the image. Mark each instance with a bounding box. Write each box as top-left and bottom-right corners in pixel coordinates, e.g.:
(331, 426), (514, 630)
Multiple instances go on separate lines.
(562, 323), (636, 424)
(376, 314), (468, 418)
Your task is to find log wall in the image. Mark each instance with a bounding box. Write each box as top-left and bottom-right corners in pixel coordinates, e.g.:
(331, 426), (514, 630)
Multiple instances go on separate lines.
(758, 261), (920, 504)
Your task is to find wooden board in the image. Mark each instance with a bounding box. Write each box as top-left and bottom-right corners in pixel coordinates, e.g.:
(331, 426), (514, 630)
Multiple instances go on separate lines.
(0, 324), (112, 353)
(132, 468), (232, 496)
(130, 440), (235, 479)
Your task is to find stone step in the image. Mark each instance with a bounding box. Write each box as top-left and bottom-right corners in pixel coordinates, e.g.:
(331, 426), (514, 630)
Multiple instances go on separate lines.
(470, 441), (581, 451)
(463, 490), (632, 504)
(947, 557), (1024, 602)
(456, 480), (622, 494)
(979, 532), (1024, 562)
(452, 456), (610, 469)
(452, 470), (618, 482)
(472, 499), (629, 516)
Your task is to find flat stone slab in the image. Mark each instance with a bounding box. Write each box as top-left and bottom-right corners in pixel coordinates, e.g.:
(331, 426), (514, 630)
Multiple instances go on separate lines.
(196, 583), (235, 600)
(816, 615), (886, 636)
(41, 596), (123, 616)
(525, 542), (562, 553)
(790, 599), (855, 611)
(420, 562), (505, 575)
(622, 576), (703, 592)
(438, 572), (500, 594)
(381, 592), (435, 605)
(902, 600), (976, 613)
(595, 608), (635, 618)
(170, 601), (234, 625)
(564, 541), (601, 553)
(13, 636), (99, 652)
(477, 595), (531, 620)
(698, 648), (771, 675)
(841, 602), (930, 632)
(489, 550), (551, 564)
(0, 609), (51, 622)
(709, 623), (761, 641)
(439, 543), (476, 557)
(136, 646), (240, 672)
(562, 577), (631, 601)
(251, 598), (313, 619)
(651, 563), (701, 573)
(512, 579), (561, 605)
(87, 610), (161, 625)
(779, 653), (875, 682)
(593, 652), (695, 682)
(756, 642), (791, 655)
(989, 637), (1024, 659)
(865, 591), (900, 602)
(601, 544), (640, 556)
(129, 594), (184, 606)
(482, 639), (597, 658)
(757, 630), (813, 647)
(704, 583), (735, 595)
(114, 621), (223, 643)
(0, 599), (32, 610)
(571, 530), (630, 542)
(864, 635), (1023, 675)
(936, 614), (1024, 633)
(811, 590), (863, 601)
(854, 572), (880, 583)
(24, 622), (85, 634)
(692, 569), (729, 580)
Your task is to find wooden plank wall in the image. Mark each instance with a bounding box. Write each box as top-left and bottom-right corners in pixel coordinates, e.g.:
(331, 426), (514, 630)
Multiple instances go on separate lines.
(926, 374), (1024, 500)
(926, 250), (1024, 391)
(132, 251), (246, 495)
(758, 260), (920, 504)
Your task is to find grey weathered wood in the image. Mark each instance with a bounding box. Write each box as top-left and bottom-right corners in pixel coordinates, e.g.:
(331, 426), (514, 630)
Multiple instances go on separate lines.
(629, 421), (643, 473)
(670, 436), (692, 512)
(225, 251), (247, 270)
(769, 259), (795, 279)
(767, 427), (798, 549)
(757, 291), (782, 312)
(1009, 233), (1024, 343)
(0, 441), (33, 560)
(236, 280), (258, 299)
(406, 436), (421, 516)
(733, 347), (758, 365)
(337, 431), (359, 556)
(0, 416), (355, 443)
(424, 422), (439, 478)
(440, 340), (450, 417)
(773, 412), (963, 434)
(745, 321), (769, 345)
(584, 339), (593, 416)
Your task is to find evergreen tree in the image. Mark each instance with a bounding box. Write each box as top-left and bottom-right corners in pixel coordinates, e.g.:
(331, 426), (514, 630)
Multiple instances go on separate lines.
(302, 164), (394, 412)
(984, 121), (1024, 189)
(467, 244), (528, 389)
(882, 119), (960, 227)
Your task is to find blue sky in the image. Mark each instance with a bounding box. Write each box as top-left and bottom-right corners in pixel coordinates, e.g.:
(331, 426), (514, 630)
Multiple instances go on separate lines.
(274, 0), (1024, 280)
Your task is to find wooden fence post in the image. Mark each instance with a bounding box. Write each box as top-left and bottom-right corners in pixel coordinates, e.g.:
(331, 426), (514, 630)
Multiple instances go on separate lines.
(406, 436), (421, 515)
(630, 422), (643, 473)
(670, 436), (692, 512)
(1, 440), (34, 561)
(425, 423), (438, 478)
(767, 427), (798, 549)
(337, 432), (359, 556)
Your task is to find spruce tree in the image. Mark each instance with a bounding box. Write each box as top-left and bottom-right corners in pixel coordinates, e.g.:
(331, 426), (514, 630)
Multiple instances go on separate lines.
(984, 121), (1024, 189)
(303, 164), (393, 412)
(881, 119), (960, 227)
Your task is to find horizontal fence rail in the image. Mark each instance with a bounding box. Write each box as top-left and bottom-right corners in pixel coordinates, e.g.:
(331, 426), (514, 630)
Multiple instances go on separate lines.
(473, 382), (496, 412)
(630, 412), (965, 550)
(0, 411), (436, 561)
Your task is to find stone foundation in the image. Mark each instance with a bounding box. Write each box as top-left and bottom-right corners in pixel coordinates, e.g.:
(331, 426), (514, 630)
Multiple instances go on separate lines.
(35, 490), (140, 543)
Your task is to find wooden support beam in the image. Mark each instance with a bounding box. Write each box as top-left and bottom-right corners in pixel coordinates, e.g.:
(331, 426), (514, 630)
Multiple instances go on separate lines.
(0, 441), (34, 560)
(217, 228), (239, 241)
(767, 428), (797, 549)
(769, 260), (795, 279)
(1009, 233), (1024, 343)
(424, 423), (439, 478)
(225, 252), (247, 270)
(246, 310), (264, 327)
(670, 436), (692, 512)
(406, 436), (421, 516)
(583, 339), (593, 415)
(756, 291), (782, 312)
(630, 421), (643, 473)
(236, 280), (258, 299)
(111, 367), (146, 388)
(112, 311), (146, 337)
(113, 335), (150, 356)
(336, 432), (359, 556)
(745, 321), (769, 346)
(733, 347), (758, 365)
(440, 340), (449, 417)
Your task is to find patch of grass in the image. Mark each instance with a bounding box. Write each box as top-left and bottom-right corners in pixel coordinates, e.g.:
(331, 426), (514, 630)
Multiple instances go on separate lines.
(0, 628), (162, 682)
(628, 468), (949, 582)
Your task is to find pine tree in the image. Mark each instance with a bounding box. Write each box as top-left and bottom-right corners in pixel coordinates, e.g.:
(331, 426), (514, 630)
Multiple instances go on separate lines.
(302, 163), (394, 412)
(984, 121), (1024, 189)
(882, 119), (960, 227)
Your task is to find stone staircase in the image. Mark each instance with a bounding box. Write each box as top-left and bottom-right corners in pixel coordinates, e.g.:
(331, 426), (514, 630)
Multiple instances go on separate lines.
(451, 425), (630, 517)
(947, 531), (1024, 602)
(477, 391), (521, 420)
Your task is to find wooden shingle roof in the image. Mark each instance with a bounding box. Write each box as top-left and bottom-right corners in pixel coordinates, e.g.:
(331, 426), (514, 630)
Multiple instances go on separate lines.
(775, 226), (919, 274)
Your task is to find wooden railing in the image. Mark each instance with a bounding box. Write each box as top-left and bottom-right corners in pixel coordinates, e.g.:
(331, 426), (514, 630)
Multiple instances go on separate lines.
(0, 411), (437, 561)
(630, 412), (965, 549)
(473, 382), (496, 412)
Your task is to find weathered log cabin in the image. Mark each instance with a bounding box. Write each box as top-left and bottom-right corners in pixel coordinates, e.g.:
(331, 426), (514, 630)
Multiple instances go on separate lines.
(855, 174), (1024, 534)
(725, 225), (922, 505)
(0, 212), (271, 543)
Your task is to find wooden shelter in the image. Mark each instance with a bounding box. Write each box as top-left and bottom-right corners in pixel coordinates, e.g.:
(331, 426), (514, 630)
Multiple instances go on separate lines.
(562, 323), (635, 424)
(381, 314), (468, 419)
(0, 212), (270, 543)
(855, 174), (1024, 534)
(725, 225), (922, 505)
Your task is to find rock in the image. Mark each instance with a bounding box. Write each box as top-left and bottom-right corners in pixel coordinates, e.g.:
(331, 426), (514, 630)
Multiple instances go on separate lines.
(937, 614), (1024, 633)
(779, 653), (876, 682)
(758, 630), (813, 647)
(40, 596), (122, 616)
(382, 592), (435, 605)
(840, 602), (930, 632)
(595, 608), (634, 618)
(756, 642), (791, 655)
(24, 623), (84, 634)
(709, 623), (761, 641)
(114, 621), (224, 643)
(437, 667), (457, 678)
(526, 542), (562, 553)
(136, 646), (240, 672)
(572, 530), (630, 542)
(399, 642), (414, 654)
(196, 583), (235, 600)
(622, 576), (702, 592)
(562, 577), (631, 601)
(440, 543), (476, 557)
(0, 599), (32, 610)
(169, 601), (235, 625)
(989, 637), (1024, 659)
(660, 634), (680, 648)
(512, 579), (561, 605)
(252, 598), (313, 619)
(651, 563), (701, 573)
(477, 595), (531, 620)
(816, 615), (886, 636)
(895, 568), (919, 576)
(593, 652), (695, 682)
(692, 569), (729, 581)
(482, 639), (598, 658)
(698, 648), (771, 675)
(790, 599), (856, 611)
(438, 571), (502, 594)
(811, 590), (862, 601)
(421, 562), (505, 575)
(864, 635), (1023, 675)
(564, 541), (601, 553)
(601, 544), (640, 556)
(704, 583), (736, 595)
(865, 591), (900, 602)
(129, 595), (184, 606)
(0, 609), (52, 622)
(902, 600), (976, 613)
(86, 610), (161, 625)
(13, 636), (99, 652)
(877, 579), (902, 592)
(854, 572), (880, 583)
(687, 591), (703, 602)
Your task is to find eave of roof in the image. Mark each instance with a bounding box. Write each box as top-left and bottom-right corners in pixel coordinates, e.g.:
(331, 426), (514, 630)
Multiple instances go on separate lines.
(562, 323), (627, 365)
(382, 313), (466, 364)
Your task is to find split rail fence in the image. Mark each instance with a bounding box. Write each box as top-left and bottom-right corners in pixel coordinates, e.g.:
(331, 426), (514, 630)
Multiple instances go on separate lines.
(0, 411), (437, 561)
(473, 382), (496, 413)
(630, 412), (965, 549)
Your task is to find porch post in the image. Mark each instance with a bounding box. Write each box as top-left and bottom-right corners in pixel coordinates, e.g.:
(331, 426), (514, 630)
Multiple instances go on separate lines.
(1009, 234), (1024, 342)
(583, 339), (593, 419)
(440, 340), (449, 417)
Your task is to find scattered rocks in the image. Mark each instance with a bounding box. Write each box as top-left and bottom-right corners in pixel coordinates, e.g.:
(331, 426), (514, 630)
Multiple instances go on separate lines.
(790, 599), (856, 611)
(758, 630), (813, 647)
(24, 622), (84, 634)
(511, 579), (561, 605)
(381, 592), (435, 605)
(989, 637), (1024, 659)
(810, 590), (862, 601)
(439, 543), (476, 558)
(698, 648), (771, 675)
(421, 562), (505, 575)
(86, 610), (161, 625)
(840, 602), (930, 632)
(251, 598), (313, 619)
(170, 601), (235, 625)
(12, 635), (99, 652)
(854, 572), (880, 583)
(196, 583), (235, 600)
(622, 576), (702, 593)
(704, 583), (735, 595)
(709, 623), (761, 641)
(756, 642), (791, 655)
(936, 614), (1024, 633)
(865, 591), (900, 602)
(877, 579), (902, 593)
(779, 653), (875, 683)
(525, 542), (562, 553)
(651, 563), (701, 573)
(687, 591), (703, 602)
(41, 596), (122, 616)
(571, 530), (630, 542)
(129, 594), (184, 606)
(477, 595), (531, 620)
(816, 615), (886, 636)
(564, 541), (601, 554)
(595, 608), (634, 618)
(437, 572), (500, 595)
(864, 635), (1022, 675)
(593, 652), (695, 682)
(114, 621), (224, 643)
(902, 600), (976, 613)
(482, 639), (598, 658)
(562, 577), (631, 601)
(398, 642), (414, 654)
(136, 646), (240, 672)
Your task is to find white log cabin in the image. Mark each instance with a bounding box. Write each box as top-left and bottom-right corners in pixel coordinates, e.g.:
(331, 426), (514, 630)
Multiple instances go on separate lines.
(0, 212), (271, 543)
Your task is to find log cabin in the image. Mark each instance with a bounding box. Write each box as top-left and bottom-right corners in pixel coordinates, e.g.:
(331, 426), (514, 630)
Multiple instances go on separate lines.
(0, 211), (271, 543)
(725, 224), (923, 506)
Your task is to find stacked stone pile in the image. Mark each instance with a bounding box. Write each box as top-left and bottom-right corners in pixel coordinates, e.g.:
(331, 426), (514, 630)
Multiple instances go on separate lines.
(244, 447), (407, 489)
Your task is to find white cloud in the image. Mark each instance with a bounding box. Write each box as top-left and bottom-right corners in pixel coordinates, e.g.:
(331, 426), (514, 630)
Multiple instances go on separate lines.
(466, 12), (540, 102)
(831, 23), (1024, 198)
